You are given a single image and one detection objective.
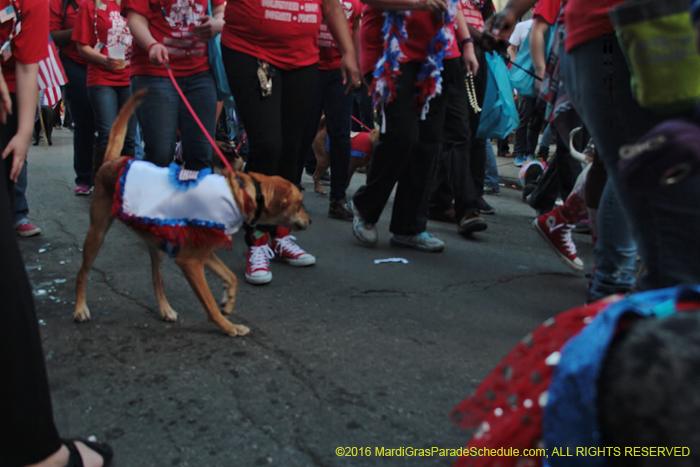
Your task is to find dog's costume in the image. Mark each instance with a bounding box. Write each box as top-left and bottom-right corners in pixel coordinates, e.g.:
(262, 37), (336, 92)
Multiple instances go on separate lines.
(113, 159), (243, 251)
(450, 285), (700, 467)
(324, 131), (374, 159)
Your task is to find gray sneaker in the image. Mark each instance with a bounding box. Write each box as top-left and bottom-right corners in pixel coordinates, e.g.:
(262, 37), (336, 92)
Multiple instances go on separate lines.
(350, 200), (378, 244)
(390, 232), (445, 252)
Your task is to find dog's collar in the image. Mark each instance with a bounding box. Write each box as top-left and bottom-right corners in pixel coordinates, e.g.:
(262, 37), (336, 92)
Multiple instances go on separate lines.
(235, 174), (265, 226)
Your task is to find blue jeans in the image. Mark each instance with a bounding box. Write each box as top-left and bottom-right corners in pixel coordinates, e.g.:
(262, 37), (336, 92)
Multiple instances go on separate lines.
(298, 68), (353, 202)
(564, 35), (700, 291)
(539, 124), (554, 149)
(87, 85), (136, 152)
(61, 55), (96, 187)
(484, 140), (499, 191)
(131, 72), (217, 171)
(588, 181), (637, 301)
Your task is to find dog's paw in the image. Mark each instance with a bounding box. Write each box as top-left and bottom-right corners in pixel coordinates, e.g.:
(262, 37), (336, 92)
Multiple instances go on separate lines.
(313, 185), (327, 195)
(74, 304), (91, 322)
(224, 323), (250, 337)
(220, 289), (235, 315)
(160, 305), (178, 322)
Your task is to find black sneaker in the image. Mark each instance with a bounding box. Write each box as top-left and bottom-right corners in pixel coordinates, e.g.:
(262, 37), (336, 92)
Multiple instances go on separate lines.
(476, 196), (495, 215)
(328, 199), (353, 221)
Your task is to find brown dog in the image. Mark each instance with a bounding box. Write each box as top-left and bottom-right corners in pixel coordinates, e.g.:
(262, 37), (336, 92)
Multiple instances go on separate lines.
(74, 90), (310, 336)
(310, 115), (379, 194)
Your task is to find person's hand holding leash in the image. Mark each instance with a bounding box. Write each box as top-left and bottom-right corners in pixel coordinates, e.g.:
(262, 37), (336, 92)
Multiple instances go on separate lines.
(148, 42), (168, 66)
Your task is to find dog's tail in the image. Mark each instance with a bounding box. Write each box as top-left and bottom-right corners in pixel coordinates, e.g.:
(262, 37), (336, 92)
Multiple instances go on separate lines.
(104, 89), (147, 165)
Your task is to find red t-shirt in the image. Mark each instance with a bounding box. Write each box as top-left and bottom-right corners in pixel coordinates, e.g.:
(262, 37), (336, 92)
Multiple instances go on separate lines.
(565, 0), (622, 53)
(0, 0), (49, 92)
(359, 4), (382, 76)
(533, 0), (561, 25)
(404, 10), (459, 63)
(50, 0), (88, 65)
(122, 0), (221, 77)
(73, 0), (132, 86)
(359, 6), (459, 76)
(461, 0), (484, 30)
(221, 0), (322, 70)
(318, 0), (360, 70)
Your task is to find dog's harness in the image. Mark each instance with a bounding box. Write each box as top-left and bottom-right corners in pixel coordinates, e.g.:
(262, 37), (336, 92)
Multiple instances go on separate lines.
(235, 174), (265, 227)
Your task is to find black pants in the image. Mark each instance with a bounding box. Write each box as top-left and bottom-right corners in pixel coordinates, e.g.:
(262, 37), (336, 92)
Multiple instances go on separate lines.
(468, 45), (489, 198)
(429, 58), (479, 219)
(0, 148), (61, 465)
(512, 94), (540, 157)
(353, 60), (447, 235)
(222, 47), (317, 183)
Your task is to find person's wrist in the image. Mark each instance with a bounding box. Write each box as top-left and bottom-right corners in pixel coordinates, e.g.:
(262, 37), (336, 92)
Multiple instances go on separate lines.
(147, 42), (162, 54)
(460, 37), (474, 49)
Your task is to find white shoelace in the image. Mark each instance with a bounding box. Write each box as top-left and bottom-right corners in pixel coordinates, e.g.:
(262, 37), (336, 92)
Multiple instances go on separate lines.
(249, 244), (274, 270)
(273, 235), (306, 257)
(549, 222), (577, 256)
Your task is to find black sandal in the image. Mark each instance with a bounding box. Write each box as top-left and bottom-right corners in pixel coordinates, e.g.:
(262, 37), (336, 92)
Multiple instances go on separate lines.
(61, 438), (114, 467)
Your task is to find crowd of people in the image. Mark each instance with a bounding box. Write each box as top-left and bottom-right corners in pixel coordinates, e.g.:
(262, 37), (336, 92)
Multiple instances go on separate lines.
(2, 0), (700, 464)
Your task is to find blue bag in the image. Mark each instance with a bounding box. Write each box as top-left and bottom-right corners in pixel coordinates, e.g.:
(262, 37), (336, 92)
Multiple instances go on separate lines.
(509, 24), (554, 97)
(206, 2), (234, 108)
(476, 52), (520, 140)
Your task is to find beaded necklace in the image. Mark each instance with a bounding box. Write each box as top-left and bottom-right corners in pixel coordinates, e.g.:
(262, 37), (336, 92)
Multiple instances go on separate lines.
(465, 73), (481, 113)
(0, 0), (21, 59)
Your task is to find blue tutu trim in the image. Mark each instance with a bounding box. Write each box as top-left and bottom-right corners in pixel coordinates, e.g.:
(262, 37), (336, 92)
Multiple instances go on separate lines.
(167, 162), (213, 192)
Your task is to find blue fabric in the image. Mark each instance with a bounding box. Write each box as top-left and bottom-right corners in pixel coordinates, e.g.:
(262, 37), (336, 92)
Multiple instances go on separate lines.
(476, 52), (519, 139)
(61, 54), (96, 186)
(509, 25), (554, 98)
(692, 0), (700, 23)
(206, 1), (234, 108)
(87, 85), (136, 152)
(543, 285), (700, 467)
(167, 162), (212, 191)
(131, 72), (217, 171)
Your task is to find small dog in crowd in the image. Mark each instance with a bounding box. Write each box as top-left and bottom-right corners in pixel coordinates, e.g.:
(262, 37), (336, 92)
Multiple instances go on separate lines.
(311, 115), (379, 194)
(33, 103), (60, 146)
(74, 90), (310, 337)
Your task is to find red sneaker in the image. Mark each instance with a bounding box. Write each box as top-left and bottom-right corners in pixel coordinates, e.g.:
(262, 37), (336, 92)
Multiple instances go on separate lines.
(271, 227), (316, 266)
(533, 209), (583, 272)
(245, 232), (273, 285)
(16, 222), (41, 237)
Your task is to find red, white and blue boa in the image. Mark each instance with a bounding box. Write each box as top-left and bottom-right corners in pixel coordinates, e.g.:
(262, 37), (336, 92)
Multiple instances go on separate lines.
(112, 160), (244, 252)
(371, 0), (458, 122)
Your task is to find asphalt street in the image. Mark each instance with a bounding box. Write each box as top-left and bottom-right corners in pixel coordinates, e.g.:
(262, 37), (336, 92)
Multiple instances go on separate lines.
(19, 130), (593, 467)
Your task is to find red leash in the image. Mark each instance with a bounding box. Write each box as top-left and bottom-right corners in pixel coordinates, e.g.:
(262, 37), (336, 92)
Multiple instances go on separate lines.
(351, 115), (373, 133)
(164, 64), (234, 173)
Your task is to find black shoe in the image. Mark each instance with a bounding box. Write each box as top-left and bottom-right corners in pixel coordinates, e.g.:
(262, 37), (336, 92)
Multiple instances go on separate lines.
(328, 199), (353, 221)
(458, 211), (487, 235)
(476, 196), (495, 215)
(428, 206), (457, 224)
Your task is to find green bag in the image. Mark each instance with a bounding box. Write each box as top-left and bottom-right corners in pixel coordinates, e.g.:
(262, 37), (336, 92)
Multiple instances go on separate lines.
(610, 0), (700, 114)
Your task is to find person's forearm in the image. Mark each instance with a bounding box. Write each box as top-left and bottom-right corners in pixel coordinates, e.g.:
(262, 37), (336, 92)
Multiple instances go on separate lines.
(127, 11), (157, 50)
(529, 18), (549, 78)
(14, 63), (38, 141)
(507, 44), (518, 62)
(50, 29), (74, 47)
(323, 0), (356, 59)
(352, 16), (361, 68)
(213, 3), (224, 20)
(454, 8), (470, 43)
(77, 43), (106, 65)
